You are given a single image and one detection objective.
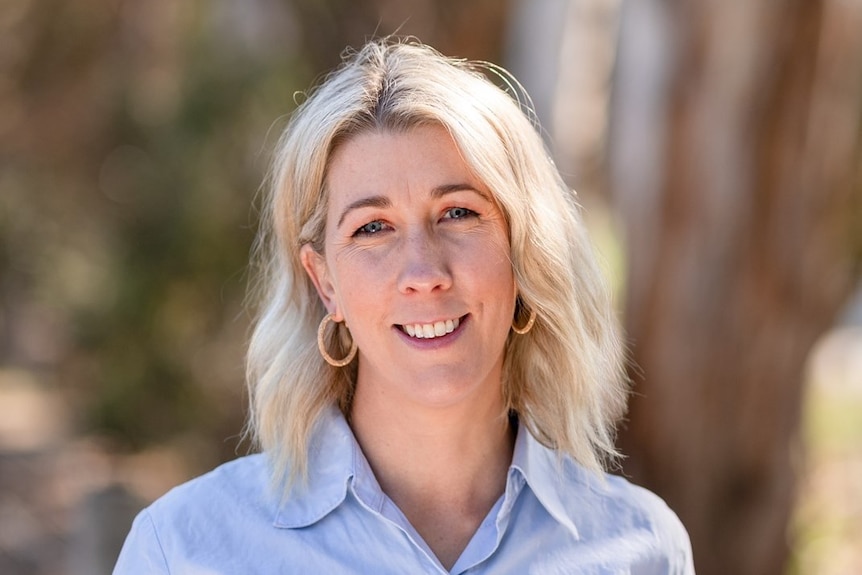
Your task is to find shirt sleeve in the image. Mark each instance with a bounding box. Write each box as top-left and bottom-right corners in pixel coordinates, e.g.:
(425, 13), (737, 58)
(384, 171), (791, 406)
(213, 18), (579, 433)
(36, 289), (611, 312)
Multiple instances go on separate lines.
(113, 509), (171, 575)
(663, 504), (696, 575)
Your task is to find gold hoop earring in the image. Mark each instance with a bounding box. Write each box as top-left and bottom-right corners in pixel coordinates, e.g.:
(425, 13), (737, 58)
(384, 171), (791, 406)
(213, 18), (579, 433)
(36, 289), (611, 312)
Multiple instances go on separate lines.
(317, 313), (358, 367)
(512, 306), (537, 335)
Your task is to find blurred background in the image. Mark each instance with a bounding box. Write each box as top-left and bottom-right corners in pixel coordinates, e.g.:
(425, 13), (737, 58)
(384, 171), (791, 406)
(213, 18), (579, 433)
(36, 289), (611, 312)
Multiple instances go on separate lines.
(0, 1), (860, 574)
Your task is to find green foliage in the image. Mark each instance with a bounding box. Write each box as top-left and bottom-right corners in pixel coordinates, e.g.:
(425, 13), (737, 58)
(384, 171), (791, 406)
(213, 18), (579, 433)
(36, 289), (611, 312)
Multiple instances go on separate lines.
(0, 1), (308, 460)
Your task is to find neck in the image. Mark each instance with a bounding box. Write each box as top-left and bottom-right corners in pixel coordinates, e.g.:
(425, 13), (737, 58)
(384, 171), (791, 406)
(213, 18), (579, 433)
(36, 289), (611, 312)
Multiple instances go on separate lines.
(350, 394), (514, 493)
(348, 382), (515, 569)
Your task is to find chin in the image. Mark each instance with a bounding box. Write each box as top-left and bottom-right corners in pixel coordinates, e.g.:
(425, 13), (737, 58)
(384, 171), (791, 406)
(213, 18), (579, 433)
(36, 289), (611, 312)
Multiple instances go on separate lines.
(401, 370), (501, 409)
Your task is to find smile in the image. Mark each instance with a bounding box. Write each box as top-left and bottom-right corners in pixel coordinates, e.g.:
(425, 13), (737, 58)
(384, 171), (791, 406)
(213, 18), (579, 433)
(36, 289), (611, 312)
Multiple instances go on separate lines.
(399, 317), (462, 339)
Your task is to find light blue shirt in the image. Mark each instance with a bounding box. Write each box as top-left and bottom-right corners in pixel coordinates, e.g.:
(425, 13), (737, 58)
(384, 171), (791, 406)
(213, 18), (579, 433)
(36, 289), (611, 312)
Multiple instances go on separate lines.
(114, 408), (694, 574)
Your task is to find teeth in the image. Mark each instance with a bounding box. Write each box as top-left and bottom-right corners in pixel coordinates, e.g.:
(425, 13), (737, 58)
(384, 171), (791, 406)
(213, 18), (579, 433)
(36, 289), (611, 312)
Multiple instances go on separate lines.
(402, 317), (460, 339)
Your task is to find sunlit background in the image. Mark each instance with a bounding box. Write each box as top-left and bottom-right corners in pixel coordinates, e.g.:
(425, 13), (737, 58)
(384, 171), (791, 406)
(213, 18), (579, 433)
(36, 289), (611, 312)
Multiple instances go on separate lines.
(0, 1), (860, 574)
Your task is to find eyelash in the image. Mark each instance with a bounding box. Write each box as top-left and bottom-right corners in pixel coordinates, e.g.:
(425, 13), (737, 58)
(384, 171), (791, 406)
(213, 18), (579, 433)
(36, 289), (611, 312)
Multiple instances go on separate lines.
(352, 207), (478, 237)
(443, 207), (477, 220)
(353, 221), (388, 236)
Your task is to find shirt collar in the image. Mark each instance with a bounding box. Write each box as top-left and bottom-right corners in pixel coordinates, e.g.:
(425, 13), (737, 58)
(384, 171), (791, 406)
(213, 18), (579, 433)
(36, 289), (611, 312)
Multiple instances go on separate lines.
(273, 405), (356, 528)
(273, 406), (582, 539)
(509, 422), (581, 539)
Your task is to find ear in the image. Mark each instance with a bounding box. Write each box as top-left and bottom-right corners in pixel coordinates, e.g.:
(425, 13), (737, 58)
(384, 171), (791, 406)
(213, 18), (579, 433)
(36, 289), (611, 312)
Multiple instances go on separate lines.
(300, 243), (342, 321)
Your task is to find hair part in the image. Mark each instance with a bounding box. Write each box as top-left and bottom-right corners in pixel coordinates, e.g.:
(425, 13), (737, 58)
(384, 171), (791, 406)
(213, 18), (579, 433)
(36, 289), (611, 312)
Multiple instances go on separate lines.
(246, 38), (629, 491)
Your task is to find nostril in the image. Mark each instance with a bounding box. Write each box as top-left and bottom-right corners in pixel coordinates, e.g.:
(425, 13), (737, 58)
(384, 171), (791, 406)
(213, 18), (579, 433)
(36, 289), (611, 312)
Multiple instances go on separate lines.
(396, 263), (453, 294)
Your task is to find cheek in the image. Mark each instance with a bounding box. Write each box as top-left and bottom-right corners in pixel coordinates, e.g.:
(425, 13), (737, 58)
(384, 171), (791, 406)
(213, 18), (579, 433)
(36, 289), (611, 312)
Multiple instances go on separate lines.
(482, 230), (515, 282)
(462, 235), (515, 304)
(328, 253), (389, 322)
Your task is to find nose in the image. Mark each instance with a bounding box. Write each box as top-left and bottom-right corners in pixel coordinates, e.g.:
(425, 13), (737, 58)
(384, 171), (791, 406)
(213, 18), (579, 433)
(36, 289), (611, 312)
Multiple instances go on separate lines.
(396, 230), (453, 294)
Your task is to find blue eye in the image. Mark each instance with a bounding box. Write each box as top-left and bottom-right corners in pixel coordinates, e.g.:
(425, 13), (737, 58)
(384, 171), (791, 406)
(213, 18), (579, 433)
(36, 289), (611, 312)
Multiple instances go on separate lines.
(354, 220), (386, 236)
(444, 207), (476, 219)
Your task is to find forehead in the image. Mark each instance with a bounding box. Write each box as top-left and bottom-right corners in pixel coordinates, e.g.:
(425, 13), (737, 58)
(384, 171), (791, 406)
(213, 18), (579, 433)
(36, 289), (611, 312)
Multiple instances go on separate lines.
(324, 125), (482, 202)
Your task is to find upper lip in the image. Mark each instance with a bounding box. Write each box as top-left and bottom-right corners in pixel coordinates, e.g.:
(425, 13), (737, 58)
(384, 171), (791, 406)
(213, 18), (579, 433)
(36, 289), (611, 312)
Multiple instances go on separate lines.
(395, 314), (466, 326)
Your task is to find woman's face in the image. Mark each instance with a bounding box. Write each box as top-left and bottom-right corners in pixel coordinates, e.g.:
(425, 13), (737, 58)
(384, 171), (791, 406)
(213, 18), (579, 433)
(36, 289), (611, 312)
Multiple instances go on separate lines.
(301, 124), (516, 409)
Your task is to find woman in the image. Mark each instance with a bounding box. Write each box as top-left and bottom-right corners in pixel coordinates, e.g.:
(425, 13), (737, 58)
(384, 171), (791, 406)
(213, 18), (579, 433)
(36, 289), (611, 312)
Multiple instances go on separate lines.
(114, 39), (694, 574)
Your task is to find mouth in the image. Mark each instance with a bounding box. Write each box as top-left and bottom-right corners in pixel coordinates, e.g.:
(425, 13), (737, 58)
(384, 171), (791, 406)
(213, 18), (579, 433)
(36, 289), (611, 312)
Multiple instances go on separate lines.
(397, 316), (464, 340)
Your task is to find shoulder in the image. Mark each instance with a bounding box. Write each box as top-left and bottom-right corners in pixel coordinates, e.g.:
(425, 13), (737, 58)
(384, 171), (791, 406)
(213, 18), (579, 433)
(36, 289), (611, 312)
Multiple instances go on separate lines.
(114, 454), (276, 574)
(593, 471), (689, 540)
(146, 453), (273, 525)
(513, 425), (693, 569)
(156, 452), (271, 501)
(554, 461), (694, 571)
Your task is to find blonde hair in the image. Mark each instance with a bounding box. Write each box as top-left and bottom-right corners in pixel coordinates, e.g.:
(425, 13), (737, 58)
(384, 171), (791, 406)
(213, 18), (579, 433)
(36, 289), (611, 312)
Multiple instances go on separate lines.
(247, 39), (628, 487)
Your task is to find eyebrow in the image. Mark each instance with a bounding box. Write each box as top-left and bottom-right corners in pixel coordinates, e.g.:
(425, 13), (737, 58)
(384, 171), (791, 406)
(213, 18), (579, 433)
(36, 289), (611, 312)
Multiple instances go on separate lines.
(432, 183), (490, 202)
(336, 196), (391, 228)
(336, 183), (489, 228)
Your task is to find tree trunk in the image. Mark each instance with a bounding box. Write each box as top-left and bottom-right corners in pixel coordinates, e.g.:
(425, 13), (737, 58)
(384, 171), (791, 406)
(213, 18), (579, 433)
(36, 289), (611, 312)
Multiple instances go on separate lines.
(609, 1), (862, 574)
(290, 0), (507, 71)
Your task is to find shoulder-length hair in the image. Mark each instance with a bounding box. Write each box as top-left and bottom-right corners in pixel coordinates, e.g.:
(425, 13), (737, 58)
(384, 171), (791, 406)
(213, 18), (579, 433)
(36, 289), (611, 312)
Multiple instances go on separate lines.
(247, 38), (628, 487)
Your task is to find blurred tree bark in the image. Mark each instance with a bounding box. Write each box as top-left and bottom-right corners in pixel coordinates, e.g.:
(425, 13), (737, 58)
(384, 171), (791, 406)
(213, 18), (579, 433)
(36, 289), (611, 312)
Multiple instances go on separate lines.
(290, 0), (507, 71)
(610, 1), (862, 574)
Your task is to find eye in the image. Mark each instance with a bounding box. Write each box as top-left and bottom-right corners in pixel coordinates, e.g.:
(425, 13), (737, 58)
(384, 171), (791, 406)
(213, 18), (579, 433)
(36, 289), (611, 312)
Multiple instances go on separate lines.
(443, 207), (477, 220)
(353, 220), (387, 236)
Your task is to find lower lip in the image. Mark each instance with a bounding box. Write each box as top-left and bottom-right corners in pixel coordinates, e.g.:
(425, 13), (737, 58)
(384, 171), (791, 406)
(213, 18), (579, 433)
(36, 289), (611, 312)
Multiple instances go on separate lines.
(395, 315), (468, 349)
